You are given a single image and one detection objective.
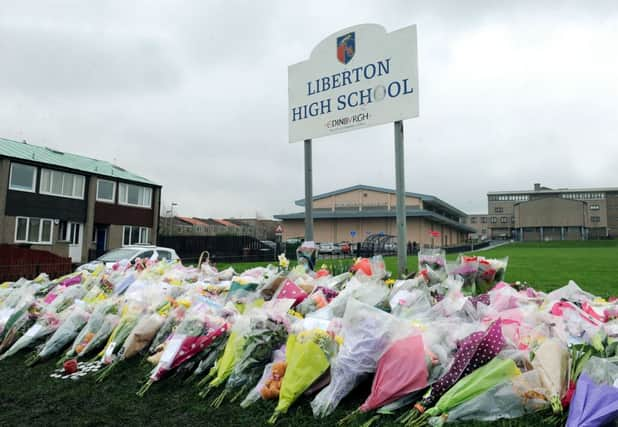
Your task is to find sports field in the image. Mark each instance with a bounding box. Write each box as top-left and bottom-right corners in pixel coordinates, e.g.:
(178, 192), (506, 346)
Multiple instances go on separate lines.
(1, 241), (616, 427)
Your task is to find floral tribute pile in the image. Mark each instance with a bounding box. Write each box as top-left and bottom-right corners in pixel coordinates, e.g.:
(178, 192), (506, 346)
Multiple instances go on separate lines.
(1, 248), (617, 426)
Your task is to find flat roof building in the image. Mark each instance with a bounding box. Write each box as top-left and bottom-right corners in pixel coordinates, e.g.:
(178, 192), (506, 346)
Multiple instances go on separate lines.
(0, 137), (161, 262)
(487, 183), (618, 240)
(274, 184), (474, 247)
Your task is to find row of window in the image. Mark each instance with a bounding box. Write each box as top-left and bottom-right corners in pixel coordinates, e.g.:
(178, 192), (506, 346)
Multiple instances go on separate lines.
(489, 192), (607, 202)
(14, 216), (152, 246)
(9, 162), (152, 208)
(488, 194), (529, 202)
(562, 192), (605, 200)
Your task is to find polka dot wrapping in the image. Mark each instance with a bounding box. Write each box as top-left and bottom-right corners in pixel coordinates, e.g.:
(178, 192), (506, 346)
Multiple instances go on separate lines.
(420, 319), (505, 408)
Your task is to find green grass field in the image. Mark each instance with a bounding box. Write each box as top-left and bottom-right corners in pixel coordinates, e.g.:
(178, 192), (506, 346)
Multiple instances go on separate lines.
(1, 241), (616, 426)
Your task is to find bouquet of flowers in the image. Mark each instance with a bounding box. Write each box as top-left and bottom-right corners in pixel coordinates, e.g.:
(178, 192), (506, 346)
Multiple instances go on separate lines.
(531, 338), (569, 415)
(210, 313), (288, 407)
(137, 306), (228, 396)
(0, 298), (38, 354)
(25, 303), (90, 365)
(184, 330), (228, 384)
(198, 314), (253, 397)
(0, 310), (61, 360)
(60, 299), (119, 361)
(421, 357), (521, 426)
(0, 292), (35, 345)
(476, 257), (508, 294)
(418, 249), (446, 276)
(240, 345), (286, 408)
(398, 320), (506, 424)
(268, 327), (340, 424)
(98, 302), (143, 364)
(147, 305), (187, 356)
(96, 310), (165, 382)
(447, 257), (479, 295)
(339, 333), (434, 427)
(311, 298), (401, 418)
(435, 370), (547, 424)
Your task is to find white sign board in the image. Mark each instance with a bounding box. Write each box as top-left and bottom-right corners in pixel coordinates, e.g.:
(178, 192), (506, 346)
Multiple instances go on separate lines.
(288, 24), (419, 143)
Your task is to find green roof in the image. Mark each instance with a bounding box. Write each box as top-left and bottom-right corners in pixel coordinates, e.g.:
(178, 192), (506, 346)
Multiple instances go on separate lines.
(0, 137), (158, 186)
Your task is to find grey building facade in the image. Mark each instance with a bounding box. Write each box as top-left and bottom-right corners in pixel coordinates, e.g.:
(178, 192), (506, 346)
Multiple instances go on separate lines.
(487, 183), (617, 240)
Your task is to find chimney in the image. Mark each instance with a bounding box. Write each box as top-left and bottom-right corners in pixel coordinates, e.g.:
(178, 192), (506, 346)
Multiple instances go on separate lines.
(534, 183), (541, 191)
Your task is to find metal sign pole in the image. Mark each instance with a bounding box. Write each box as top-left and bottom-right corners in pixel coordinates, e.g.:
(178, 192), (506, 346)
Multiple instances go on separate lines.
(304, 139), (314, 241)
(394, 121), (407, 277)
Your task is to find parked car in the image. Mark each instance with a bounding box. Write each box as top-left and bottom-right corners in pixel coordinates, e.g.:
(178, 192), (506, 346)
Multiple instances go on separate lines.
(338, 242), (351, 254)
(318, 242), (337, 254)
(77, 245), (180, 272)
(260, 240), (277, 250)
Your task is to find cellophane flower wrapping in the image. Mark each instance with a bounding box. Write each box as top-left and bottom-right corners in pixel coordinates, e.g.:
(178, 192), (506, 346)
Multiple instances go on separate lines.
(360, 333), (430, 412)
(425, 357), (521, 419)
(530, 338), (569, 413)
(271, 326), (339, 420)
(64, 299), (118, 359)
(99, 302), (143, 364)
(119, 312), (165, 360)
(311, 298), (403, 418)
(438, 370), (546, 424)
(419, 249), (447, 277)
(205, 314), (252, 389)
(148, 305), (186, 356)
(324, 277), (389, 318)
(388, 280), (434, 321)
(240, 345), (286, 408)
(447, 257), (479, 295)
(566, 368), (618, 427)
(476, 257), (508, 294)
(0, 310), (61, 360)
(147, 305), (228, 384)
(34, 303), (90, 361)
(213, 312), (288, 404)
(415, 319), (506, 411)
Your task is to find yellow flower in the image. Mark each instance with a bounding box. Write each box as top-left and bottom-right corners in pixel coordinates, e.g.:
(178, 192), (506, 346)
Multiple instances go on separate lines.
(287, 309), (304, 319)
(176, 298), (192, 309)
(278, 253), (290, 269)
(385, 279), (396, 287)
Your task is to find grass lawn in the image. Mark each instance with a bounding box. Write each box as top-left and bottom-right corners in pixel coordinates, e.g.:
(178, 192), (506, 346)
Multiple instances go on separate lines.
(1, 241), (616, 426)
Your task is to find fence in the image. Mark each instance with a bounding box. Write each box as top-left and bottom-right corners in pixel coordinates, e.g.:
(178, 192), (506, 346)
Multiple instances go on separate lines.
(0, 244), (73, 282)
(158, 235), (279, 265)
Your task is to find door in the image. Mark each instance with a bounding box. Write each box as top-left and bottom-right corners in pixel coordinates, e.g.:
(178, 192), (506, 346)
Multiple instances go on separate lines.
(68, 222), (83, 263)
(95, 226), (108, 258)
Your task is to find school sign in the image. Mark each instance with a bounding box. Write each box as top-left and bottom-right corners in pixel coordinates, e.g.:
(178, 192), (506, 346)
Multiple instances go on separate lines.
(288, 24), (419, 142)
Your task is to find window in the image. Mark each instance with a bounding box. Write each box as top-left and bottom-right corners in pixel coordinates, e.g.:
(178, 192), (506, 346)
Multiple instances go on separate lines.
(591, 216), (601, 223)
(500, 216), (508, 223)
(118, 183), (152, 208)
(96, 179), (116, 202)
(589, 204), (600, 210)
(15, 217), (53, 244)
(122, 226), (151, 245)
(40, 169), (85, 199)
(495, 207), (504, 213)
(481, 217), (487, 223)
(471, 217), (477, 224)
(157, 250), (172, 260)
(491, 216), (497, 224)
(9, 163), (37, 192)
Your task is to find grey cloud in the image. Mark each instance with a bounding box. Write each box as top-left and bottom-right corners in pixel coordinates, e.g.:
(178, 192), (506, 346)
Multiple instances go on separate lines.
(1, 0), (617, 218)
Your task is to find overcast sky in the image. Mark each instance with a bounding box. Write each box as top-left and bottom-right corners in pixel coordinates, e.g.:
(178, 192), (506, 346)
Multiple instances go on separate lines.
(1, 1), (617, 218)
